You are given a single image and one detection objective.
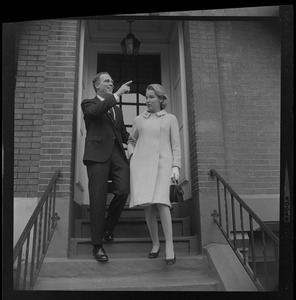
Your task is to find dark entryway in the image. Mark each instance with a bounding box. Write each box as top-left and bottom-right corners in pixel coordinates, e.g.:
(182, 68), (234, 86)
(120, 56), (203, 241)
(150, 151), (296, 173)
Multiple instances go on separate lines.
(97, 54), (161, 131)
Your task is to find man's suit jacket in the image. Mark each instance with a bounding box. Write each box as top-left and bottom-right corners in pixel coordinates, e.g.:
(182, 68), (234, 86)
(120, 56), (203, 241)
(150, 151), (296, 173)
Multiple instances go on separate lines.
(81, 94), (129, 165)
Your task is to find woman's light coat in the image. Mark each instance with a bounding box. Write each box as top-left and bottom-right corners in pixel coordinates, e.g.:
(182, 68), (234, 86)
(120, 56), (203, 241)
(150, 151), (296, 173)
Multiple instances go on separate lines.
(128, 110), (181, 208)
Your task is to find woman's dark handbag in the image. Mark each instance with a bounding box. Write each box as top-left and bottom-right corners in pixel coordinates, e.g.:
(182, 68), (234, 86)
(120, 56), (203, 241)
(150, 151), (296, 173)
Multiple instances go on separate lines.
(169, 180), (184, 203)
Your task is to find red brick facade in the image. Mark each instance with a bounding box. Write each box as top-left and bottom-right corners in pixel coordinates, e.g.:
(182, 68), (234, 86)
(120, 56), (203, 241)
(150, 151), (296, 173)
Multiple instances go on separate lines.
(14, 19), (80, 198)
(183, 20), (280, 195)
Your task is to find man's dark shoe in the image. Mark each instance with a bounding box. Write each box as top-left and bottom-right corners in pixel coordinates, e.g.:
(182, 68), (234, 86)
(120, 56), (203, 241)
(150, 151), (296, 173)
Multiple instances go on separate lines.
(104, 231), (114, 241)
(93, 245), (108, 262)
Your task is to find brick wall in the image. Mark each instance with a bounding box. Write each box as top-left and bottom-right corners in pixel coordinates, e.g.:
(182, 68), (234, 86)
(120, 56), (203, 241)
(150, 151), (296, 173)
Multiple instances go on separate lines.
(14, 19), (80, 198)
(215, 20), (281, 194)
(14, 21), (49, 197)
(184, 21), (227, 192)
(183, 20), (281, 195)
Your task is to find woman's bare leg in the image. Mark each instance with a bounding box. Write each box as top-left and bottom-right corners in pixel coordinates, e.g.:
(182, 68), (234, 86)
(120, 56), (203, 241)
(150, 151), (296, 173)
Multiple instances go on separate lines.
(157, 204), (174, 259)
(144, 204), (160, 252)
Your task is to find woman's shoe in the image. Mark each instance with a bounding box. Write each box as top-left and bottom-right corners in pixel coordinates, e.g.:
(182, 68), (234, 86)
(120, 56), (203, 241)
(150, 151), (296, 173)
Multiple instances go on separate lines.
(148, 247), (160, 259)
(165, 255), (176, 265)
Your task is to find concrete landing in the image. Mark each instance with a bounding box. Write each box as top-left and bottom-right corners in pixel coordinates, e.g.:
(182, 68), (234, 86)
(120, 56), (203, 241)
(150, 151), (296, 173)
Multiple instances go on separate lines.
(34, 255), (220, 291)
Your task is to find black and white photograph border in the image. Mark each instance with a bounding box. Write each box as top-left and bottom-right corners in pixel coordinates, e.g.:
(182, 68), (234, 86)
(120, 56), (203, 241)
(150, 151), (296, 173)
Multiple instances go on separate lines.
(2, 4), (293, 300)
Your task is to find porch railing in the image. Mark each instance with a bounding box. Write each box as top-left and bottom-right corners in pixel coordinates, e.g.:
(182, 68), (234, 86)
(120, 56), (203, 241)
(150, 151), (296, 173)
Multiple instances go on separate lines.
(209, 169), (279, 291)
(13, 170), (61, 290)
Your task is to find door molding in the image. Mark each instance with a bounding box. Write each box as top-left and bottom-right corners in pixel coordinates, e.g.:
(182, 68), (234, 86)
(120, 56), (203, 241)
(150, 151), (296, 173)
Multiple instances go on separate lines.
(74, 21), (191, 204)
(168, 21), (192, 199)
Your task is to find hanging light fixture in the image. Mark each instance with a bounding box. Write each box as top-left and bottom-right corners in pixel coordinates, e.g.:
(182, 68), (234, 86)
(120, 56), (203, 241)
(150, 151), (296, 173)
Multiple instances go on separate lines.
(121, 20), (141, 56)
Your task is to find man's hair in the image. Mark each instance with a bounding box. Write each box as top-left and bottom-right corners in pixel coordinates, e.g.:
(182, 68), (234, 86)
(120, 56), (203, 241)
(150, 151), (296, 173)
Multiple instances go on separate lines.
(92, 72), (110, 92)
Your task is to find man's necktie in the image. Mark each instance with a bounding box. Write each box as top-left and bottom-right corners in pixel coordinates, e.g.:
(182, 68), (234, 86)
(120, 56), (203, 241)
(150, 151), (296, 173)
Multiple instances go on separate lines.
(107, 108), (115, 123)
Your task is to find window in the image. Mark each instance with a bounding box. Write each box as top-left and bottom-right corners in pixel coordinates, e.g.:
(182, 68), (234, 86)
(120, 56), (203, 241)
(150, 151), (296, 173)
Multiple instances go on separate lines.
(97, 54), (161, 133)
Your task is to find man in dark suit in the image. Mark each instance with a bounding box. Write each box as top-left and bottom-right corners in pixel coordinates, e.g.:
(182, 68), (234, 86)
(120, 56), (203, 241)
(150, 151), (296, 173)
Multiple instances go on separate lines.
(81, 72), (132, 262)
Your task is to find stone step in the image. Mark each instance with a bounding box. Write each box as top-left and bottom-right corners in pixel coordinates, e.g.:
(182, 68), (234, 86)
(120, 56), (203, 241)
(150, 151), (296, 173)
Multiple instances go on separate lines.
(81, 202), (181, 219)
(34, 256), (220, 291)
(69, 236), (199, 259)
(74, 217), (191, 238)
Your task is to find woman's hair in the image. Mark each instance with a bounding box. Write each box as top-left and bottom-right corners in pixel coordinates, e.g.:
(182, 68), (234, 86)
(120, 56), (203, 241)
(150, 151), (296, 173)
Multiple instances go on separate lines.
(146, 84), (168, 109)
(92, 72), (110, 92)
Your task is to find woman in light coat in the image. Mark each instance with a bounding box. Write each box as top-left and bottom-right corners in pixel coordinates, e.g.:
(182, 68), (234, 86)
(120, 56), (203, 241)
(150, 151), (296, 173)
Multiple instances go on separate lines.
(128, 84), (181, 265)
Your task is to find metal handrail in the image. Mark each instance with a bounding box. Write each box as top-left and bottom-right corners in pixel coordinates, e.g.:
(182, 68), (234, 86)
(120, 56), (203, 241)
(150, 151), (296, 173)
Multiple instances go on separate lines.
(209, 169), (279, 291)
(13, 170), (61, 290)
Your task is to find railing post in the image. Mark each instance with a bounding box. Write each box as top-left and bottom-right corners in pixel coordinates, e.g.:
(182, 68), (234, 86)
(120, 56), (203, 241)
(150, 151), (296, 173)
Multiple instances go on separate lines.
(36, 208), (43, 269)
(231, 195), (237, 251)
(51, 173), (61, 228)
(249, 215), (257, 282)
(224, 187), (229, 238)
(42, 197), (49, 255)
(217, 179), (222, 227)
(239, 204), (247, 265)
(15, 248), (23, 289)
(29, 220), (38, 289)
(47, 190), (53, 239)
(261, 230), (268, 289)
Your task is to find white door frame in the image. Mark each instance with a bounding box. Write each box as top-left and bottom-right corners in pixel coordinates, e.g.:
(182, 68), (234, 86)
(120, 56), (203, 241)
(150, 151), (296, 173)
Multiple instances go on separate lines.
(168, 22), (192, 199)
(74, 20), (191, 204)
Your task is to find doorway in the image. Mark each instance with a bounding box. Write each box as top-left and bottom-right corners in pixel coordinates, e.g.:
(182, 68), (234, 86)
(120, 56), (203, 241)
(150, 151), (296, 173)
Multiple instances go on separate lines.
(74, 20), (191, 207)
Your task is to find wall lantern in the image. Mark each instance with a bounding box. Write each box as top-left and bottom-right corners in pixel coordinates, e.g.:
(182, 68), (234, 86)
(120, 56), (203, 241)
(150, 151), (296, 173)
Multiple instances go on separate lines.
(121, 20), (141, 56)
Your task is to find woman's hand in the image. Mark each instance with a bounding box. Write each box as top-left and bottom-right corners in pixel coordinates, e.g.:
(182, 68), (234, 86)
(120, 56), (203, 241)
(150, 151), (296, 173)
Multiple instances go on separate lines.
(171, 166), (180, 181)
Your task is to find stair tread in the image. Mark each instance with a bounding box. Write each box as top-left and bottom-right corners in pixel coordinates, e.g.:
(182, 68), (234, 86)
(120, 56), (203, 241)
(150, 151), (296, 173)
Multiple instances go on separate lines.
(34, 276), (218, 291)
(34, 256), (219, 291)
(71, 236), (197, 242)
(76, 217), (190, 222)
